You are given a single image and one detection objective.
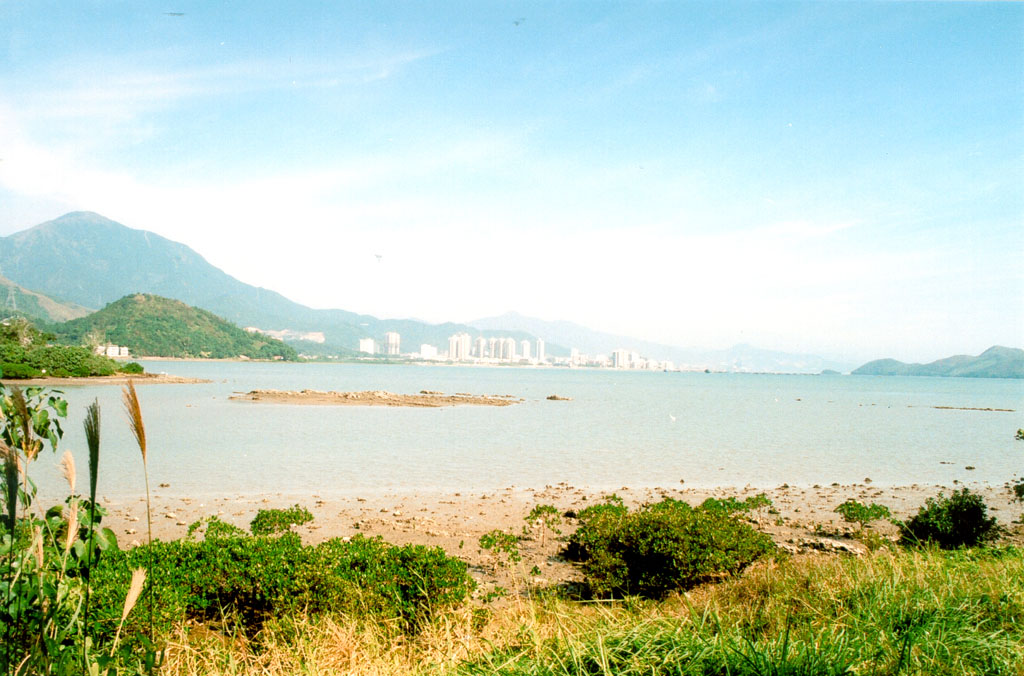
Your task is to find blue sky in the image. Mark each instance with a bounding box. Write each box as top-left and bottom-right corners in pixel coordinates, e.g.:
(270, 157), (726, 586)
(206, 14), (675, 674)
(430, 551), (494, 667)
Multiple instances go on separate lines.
(1, 1), (1021, 362)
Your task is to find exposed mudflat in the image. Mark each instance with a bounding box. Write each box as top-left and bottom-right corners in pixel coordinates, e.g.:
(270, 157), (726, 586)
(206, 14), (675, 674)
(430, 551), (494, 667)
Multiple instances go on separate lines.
(229, 388), (523, 407)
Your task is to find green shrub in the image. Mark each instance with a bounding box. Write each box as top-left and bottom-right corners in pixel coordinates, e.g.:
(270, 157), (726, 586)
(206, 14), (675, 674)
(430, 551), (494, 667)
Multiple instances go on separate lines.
(565, 497), (775, 598)
(88, 530), (474, 647)
(900, 488), (1000, 549)
(119, 361), (145, 374)
(0, 361), (42, 379)
(249, 504), (314, 535)
(835, 499), (892, 531)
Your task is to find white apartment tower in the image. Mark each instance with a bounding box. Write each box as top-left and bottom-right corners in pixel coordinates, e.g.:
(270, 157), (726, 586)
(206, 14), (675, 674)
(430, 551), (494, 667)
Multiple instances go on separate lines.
(474, 336), (487, 359)
(502, 337), (517, 361)
(358, 338), (376, 354)
(536, 338), (545, 363)
(448, 332), (472, 361)
(384, 332), (401, 356)
(520, 339), (531, 361)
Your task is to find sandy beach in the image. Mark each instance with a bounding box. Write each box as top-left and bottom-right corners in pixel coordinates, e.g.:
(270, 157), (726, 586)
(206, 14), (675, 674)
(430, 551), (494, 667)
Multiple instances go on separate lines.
(98, 481), (1024, 594)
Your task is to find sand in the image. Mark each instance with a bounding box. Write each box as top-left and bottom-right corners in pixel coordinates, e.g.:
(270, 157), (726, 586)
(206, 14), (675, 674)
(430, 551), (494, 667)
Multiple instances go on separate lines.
(229, 389), (523, 407)
(98, 481), (1024, 594)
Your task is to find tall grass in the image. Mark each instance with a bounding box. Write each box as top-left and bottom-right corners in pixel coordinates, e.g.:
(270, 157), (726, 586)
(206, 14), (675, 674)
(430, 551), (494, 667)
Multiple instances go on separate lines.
(153, 546), (1022, 676)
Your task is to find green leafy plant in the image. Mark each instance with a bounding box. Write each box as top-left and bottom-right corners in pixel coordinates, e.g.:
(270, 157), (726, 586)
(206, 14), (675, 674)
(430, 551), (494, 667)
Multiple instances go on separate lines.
(249, 504), (314, 536)
(479, 529), (521, 572)
(900, 488), (999, 549)
(524, 504), (562, 547)
(835, 499), (892, 532)
(1016, 428), (1024, 441)
(565, 496), (775, 598)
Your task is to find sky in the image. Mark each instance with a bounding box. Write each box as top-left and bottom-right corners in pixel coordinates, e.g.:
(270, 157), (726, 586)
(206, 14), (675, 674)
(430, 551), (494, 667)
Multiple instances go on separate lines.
(0, 1), (1021, 363)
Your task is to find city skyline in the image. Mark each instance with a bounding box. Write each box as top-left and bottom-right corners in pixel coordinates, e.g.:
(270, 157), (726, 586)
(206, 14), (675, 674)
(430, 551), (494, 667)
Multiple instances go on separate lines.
(1, 2), (1021, 363)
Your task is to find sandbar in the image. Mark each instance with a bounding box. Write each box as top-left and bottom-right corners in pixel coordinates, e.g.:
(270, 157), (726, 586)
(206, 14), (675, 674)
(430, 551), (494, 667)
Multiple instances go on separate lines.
(229, 389), (523, 407)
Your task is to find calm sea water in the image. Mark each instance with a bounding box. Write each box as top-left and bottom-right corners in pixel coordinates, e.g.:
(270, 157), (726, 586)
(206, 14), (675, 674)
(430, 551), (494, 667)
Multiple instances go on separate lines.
(28, 361), (1024, 501)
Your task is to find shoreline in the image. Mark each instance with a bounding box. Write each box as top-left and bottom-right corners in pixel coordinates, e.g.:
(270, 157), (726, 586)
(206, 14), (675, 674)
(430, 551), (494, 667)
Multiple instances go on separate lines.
(1, 373), (211, 387)
(98, 481), (1024, 591)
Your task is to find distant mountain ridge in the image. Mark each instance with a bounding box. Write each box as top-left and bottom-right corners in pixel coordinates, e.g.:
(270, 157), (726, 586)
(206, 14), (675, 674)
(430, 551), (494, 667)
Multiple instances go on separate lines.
(0, 212), (564, 356)
(55, 294), (298, 360)
(852, 346), (1024, 379)
(0, 275), (91, 323)
(471, 311), (853, 373)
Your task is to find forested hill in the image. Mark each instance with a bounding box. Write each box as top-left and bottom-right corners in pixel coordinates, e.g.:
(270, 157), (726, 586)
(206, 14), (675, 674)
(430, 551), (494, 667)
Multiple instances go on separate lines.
(852, 346), (1024, 379)
(55, 294), (298, 360)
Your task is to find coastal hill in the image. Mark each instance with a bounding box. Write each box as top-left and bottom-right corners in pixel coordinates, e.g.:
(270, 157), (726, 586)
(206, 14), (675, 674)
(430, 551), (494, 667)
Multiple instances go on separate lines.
(852, 346), (1024, 379)
(54, 294), (298, 360)
(0, 274), (91, 323)
(0, 212), (557, 357)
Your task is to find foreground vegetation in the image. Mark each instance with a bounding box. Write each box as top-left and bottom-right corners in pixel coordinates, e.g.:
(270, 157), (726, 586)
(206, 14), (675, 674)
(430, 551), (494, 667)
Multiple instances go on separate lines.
(156, 546), (1022, 675)
(1, 383), (1020, 674)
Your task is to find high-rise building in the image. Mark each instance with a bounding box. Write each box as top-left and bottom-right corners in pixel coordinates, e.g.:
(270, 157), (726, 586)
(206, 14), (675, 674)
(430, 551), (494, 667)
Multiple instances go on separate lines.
(474, 336), (487, 359)
(612, 348), (630, 368)
(358, 338), (376, 354)
(520, 339), (531, 361)
(502, 337), (517, 361)
(536, 338), (545, 363)
(448, 332), (472, 361)
(487, 336), (499, 359)
(420, 344), (438, 359)
(384, 332), (401, 356)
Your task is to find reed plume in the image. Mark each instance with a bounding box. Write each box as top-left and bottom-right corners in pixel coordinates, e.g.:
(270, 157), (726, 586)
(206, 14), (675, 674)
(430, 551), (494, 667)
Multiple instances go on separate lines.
(122, 381), (154, 647)
(1, 442), (17, 534)
(59, 450), (76, 495)
(111, 568), (147, 654)
(82, 400), (101, 667)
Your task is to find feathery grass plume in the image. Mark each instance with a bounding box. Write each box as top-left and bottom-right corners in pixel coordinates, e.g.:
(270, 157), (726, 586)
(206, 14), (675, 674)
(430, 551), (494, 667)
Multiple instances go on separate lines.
(84, 400), (100, 505)
(123, 381), (147, 463)
(1, 442), (17, 534)
(82, 399), (100, 668)
(123, 380), (155, 653)
(63, 500), (79, 555)
(112, 568), (147, 654)
(8, 386), (37, 460)
(59, 450), (76, 494)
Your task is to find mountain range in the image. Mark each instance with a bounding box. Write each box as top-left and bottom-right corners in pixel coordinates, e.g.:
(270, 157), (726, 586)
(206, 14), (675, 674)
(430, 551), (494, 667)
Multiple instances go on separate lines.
(5, 211), (1006, 375)
(0, 212), (558, 357)
(851, 346), (1024, 379)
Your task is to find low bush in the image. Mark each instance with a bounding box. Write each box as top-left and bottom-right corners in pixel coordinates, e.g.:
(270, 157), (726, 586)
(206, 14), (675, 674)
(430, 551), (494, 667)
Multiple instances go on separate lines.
(565, 496), (775, 598)
(0, 361), (42, 378)
(88, 528), (475, 648)
(119, 361), (145, 374)
(900, 488), (1000, 548)
(250, 504), (314, 535)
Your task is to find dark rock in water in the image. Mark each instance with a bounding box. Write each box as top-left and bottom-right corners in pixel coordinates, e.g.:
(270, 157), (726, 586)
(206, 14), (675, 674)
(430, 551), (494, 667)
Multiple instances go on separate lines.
(546, 394), (572, 401)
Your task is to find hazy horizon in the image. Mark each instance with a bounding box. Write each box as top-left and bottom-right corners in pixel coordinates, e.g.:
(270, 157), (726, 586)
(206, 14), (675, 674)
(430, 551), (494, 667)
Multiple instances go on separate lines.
(1, 2), (1021, 364)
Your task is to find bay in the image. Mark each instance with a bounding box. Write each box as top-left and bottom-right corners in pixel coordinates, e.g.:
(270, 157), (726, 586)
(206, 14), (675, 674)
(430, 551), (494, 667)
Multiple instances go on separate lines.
(27, 361), (1024, 501)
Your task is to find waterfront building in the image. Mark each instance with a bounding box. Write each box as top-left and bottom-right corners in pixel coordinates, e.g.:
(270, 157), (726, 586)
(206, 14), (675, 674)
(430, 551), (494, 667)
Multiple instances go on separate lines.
(502, 337), (517, 361)
(487, 336), (499, 359)
(448, 332), (472, 361)
(420, 344), (438, 359)
(384, 332), (401, 356)
(520, 339), (531, 361)
(612, 348), (629, 368)
(358, 338), (376, 354)
(536, 338), (545, 363)
(474, 336), (487, 359)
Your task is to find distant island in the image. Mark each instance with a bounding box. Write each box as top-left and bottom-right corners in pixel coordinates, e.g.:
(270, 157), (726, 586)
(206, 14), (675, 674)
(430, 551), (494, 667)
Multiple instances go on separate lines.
(852, 346), (1024, 379)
